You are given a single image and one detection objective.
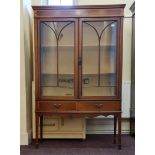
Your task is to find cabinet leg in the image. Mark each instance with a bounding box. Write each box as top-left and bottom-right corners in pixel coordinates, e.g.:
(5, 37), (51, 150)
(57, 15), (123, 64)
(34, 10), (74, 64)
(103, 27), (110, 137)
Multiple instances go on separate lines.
(40, 116), (43, 143)
(35, 114), (39, 148)
(118, 113), (122, 150)
(114, 116), (117, 144)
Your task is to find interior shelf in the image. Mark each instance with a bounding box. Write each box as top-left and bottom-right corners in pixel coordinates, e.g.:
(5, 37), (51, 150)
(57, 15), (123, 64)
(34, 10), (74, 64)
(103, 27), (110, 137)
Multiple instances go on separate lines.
(41, 85), (73, 88)
(82, 85), (116, 88)
(41, 45), (74, 51)
(83, 45), (116, 51)
(41, 73), (116, 75)
(82, 73), (116, 75)
(41, 73), (74, 75)
(40, 45), (116, 51)
(41, 85), (116, 88)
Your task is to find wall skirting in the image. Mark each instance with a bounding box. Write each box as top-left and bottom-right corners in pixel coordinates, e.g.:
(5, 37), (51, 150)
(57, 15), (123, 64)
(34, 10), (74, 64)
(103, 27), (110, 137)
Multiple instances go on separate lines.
(122, 81), (131, 117)
(21, 118), (130, 145)
(86, 118), (130, 134)
(20, 129), (32, 145)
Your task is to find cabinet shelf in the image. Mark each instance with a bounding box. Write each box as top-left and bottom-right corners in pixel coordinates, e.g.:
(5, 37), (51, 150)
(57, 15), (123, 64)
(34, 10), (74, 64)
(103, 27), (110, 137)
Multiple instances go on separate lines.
(41, 85), (73, 89)
(82, 73), (115, 75)
(42, 73), (74, 75)
(83, 45), (116, 51)
(41, 45), (116, 51)
(41, 45), (74, 51)
(83, 85), (116, 88)
(41, 73), (115, 75)
(40, 85), (116, 88)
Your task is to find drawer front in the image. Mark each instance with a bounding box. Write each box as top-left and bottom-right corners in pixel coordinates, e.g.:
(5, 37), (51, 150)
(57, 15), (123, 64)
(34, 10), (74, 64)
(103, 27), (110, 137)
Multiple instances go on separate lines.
(37, 101), (76, 112)
(78, 101), (120, 111)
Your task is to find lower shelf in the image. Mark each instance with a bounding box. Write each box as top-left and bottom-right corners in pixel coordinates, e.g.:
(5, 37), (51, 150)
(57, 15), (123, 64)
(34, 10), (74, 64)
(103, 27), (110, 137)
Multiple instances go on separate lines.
(41, 86), (115, 96)
(33, 116), (86, 139)
(41, 132), (86, 139)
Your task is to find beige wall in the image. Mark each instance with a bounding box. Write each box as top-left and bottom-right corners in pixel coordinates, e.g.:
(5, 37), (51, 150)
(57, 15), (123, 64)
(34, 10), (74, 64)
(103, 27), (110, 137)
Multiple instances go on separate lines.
(31, 0), (42, 5)
(20, 0), (133, 145)
(20, 0), (33, 145)
(20, 0), (27, 145)
(20, 0), (43, 145)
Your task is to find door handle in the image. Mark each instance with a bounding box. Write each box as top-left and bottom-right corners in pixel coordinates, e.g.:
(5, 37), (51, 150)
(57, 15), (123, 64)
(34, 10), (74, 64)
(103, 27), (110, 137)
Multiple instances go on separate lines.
(53, 104), (62, 109)
(95, 104), (103, 109)
(78, 57), (82, 65)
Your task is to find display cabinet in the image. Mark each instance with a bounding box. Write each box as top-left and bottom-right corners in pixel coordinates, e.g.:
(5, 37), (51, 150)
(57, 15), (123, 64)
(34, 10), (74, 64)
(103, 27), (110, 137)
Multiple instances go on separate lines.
(32, 5), (125, 149)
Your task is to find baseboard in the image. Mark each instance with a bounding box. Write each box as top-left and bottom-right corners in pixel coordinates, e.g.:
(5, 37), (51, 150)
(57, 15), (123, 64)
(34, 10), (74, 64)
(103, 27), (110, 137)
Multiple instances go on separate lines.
(20, 129), (32, 145)
(86, 117), (130, 134)
(22, 118), (130, 144)
(86, 130), (130, 134)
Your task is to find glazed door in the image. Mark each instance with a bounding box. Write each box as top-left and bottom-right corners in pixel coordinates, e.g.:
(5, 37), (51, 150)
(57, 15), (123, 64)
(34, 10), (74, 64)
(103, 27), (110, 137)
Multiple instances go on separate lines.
(79, 18), (121, 99)
(38, 18), (78, 99)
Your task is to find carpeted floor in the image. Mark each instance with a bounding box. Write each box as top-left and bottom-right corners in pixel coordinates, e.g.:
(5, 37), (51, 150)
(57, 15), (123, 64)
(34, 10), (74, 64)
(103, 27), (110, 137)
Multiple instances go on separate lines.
(20, 134), (135, 155)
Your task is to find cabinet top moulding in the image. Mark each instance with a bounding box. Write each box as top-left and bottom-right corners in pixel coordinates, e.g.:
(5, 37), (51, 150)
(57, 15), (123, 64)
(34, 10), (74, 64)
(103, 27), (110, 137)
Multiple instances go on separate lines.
(32, 5), (126, 18)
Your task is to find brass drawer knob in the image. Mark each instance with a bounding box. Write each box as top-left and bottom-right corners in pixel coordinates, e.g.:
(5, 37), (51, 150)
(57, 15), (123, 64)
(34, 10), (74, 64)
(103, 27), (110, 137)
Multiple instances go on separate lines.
(95, 104), (103, 109)
(54, 104), (62, 109)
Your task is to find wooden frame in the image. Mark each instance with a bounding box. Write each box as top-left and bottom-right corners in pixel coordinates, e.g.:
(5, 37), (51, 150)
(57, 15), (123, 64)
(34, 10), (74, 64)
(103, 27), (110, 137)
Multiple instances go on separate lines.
(32, 5), (125, 150)
(37, 18), (78, 100)
(78, 17), (121, 100)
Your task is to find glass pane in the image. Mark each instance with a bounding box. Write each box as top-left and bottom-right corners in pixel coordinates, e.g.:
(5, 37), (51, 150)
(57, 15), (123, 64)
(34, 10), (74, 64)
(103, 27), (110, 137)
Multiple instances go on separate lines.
(40, 21), (74, 96)
(82, 20), (117, 96)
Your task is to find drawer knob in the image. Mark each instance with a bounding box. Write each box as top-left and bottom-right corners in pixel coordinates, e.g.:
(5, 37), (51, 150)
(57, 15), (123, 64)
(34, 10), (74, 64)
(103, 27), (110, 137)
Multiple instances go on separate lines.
(95, 104), (103, 108)
(54, 104), (62, 109)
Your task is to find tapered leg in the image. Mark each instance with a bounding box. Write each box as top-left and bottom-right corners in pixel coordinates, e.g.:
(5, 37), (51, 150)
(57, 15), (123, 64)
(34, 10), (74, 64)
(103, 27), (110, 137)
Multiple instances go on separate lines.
(35, 114), (39, 148)
(114, 115), (117, 144)
(40, 116), (43, 143)
(118, 113), (122, 150)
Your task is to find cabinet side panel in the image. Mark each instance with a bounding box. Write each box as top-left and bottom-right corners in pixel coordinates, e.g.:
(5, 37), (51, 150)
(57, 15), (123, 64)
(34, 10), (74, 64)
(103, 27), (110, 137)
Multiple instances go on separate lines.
(118, 17), (123, 102)
(34, 18), (40, 99)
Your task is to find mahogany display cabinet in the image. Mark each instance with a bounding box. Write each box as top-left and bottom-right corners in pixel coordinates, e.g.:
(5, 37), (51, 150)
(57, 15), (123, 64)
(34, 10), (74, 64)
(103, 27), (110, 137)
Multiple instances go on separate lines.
(32, 4), (125, 149)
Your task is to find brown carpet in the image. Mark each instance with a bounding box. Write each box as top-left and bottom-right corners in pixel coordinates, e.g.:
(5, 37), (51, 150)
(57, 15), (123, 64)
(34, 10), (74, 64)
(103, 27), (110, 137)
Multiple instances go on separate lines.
(20, 134), (135, 155)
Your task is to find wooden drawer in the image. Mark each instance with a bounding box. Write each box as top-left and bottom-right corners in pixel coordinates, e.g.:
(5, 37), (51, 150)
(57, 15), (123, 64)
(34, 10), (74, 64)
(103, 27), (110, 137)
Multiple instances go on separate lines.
(78, 101), (120, 112)
(37, 101), (76, 112)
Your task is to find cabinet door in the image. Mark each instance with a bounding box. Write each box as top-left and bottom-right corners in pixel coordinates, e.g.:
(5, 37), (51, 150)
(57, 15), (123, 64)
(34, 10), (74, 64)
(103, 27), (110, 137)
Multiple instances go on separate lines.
(79, 18), (121, 99)
(38, 18), (78, 99)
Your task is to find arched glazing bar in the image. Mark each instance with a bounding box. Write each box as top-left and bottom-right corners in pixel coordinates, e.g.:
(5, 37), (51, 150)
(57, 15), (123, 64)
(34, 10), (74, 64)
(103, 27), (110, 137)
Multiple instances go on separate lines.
(84, 21), (116, 86)
(42, 21), (73, 86)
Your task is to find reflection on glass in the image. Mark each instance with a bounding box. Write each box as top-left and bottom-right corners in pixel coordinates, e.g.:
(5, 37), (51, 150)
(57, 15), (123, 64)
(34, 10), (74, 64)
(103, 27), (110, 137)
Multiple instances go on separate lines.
(82, 21), (117, 96)
(40, 21), (74, 96)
